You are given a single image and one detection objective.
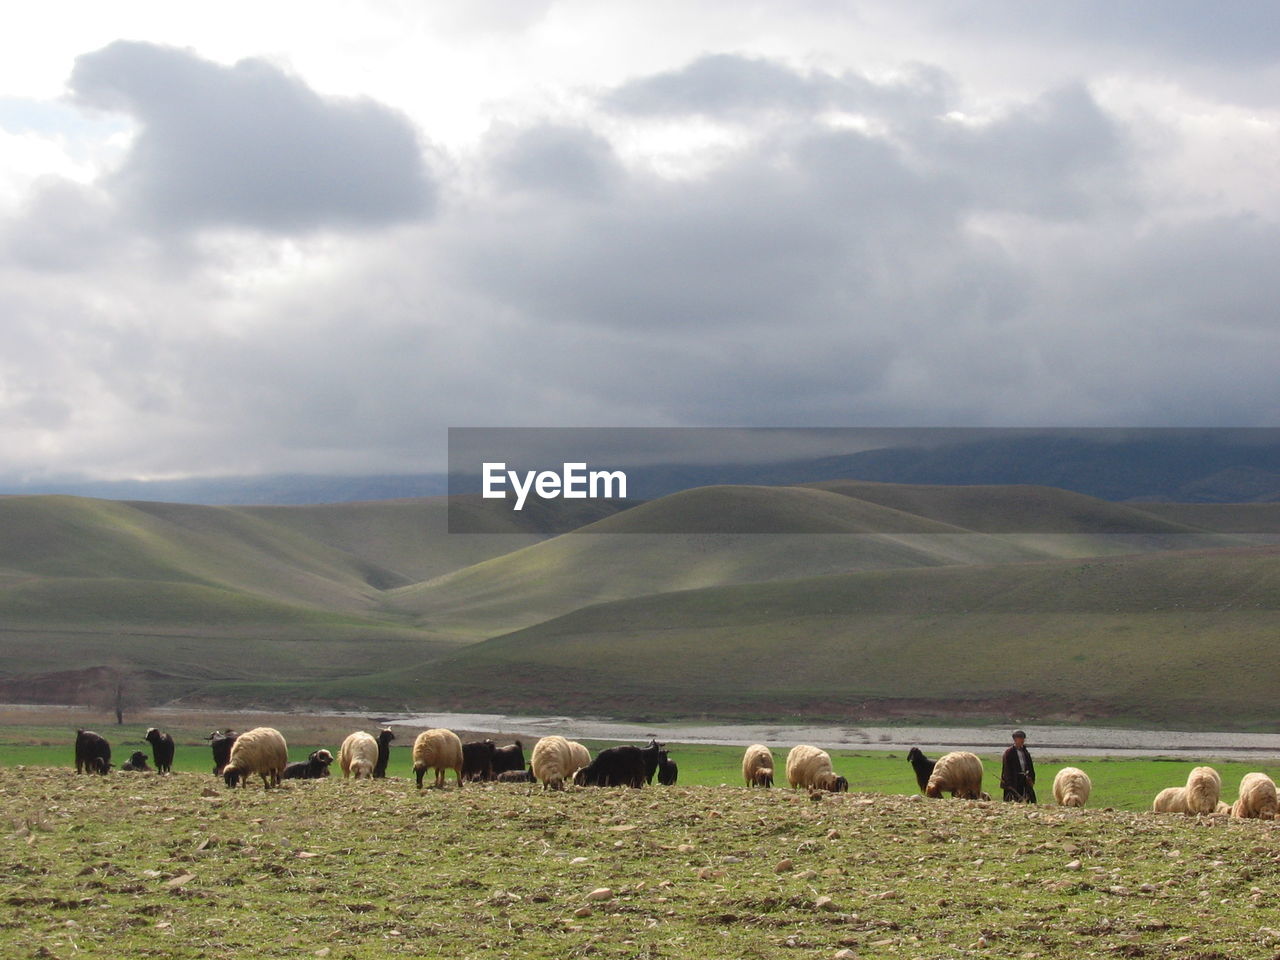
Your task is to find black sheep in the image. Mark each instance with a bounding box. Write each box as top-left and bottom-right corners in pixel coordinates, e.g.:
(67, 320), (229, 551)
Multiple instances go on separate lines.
(491, 740), (525, 777)
(462, 739), (498, 781)
(144, 727), (175, 774)
(373, 729), (395, 778)
(75, 729), (111, 775)
(206, 730), (239, 775)
(907, 747), (937, 794)
(657, 751), (678, 786)
(120, 750), (151, 772)
(283, 749), (334, 780)
(574, 745), (646, 788)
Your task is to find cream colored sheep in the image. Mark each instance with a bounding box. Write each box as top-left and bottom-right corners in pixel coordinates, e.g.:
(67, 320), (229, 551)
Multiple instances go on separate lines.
(742, 744), (775, 788)
(785, 745), (848, 793)
(1232, 772), (1278, 820)
(222, 727), (288, 789)
(412, 728), (464, 789)
(1185, 766), (1221, 814)
(1051, 767), (1092, 808)
(1152, 786), (1189, 813)
(339, 731), (379, 779)
(531, 735), (575, 790)
(925, 751), (983, 799)
(566, 740), (592, 777)
(1214, 801), (1232, 815)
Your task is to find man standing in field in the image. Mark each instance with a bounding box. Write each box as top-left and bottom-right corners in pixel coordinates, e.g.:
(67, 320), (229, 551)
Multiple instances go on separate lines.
(1000, 730), (1036, 803)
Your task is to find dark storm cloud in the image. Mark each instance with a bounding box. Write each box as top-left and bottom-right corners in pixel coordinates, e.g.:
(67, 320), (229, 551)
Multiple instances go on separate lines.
(67, 41), (435, 233)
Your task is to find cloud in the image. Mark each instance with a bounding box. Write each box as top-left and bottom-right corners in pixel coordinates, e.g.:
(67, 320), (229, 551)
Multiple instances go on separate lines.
(67, 41), (436, 233)
(605, 53), (950, 120)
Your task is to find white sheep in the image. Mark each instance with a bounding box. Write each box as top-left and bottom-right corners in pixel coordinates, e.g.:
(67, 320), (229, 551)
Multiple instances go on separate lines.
(785, 745), (848, 793)
(1232, 772), (1278, 820)
(566, 740), (592, 778)
(1185, 766), (1221, 814)
(742, 744), (775, 788)
(222, 727), (288, 789)
(338, 731), (379, 779)
(1051, 767), (1092, 808)
(531, 735), (576, 790)
(412, 728), (464, 789)
(1152, 786), (1189, 813)
(925, 751), (984, 799)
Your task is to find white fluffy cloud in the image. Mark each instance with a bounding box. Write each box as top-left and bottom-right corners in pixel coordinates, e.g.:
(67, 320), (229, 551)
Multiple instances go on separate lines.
(0, 3), (1277, 481)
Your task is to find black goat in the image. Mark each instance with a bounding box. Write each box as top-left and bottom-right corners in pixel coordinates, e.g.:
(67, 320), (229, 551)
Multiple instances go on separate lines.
(574, 746), (646, 788)
(491, 740), (525, 777)
(462, 739), (498, 781)
(144, 727), (175, 774)
(75, 729), (111, 775)
(907, 747), (936, 794)
(641, 738), (665, 785)
(373, 729), (395, 779)
(120, 750), (151, 772)
(206, 730), (238, 775)
(283, 749), (334, 780)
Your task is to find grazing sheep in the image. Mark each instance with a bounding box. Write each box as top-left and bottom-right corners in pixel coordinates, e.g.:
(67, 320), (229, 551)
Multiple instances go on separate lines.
(566, 740), (592, 777)
(742, 744), (775, 788)
(207, 730), (239, 775)
(574, 746), (647, 788)
(120, 750), (151, 772)
(924, 752), (984, 799)
(657, 751), (678, 786)
(531, 736), (576, 790)
(491, 740), (525, 777)
(75, 729), (111, 775)
(412, 728), (464, 789)
(785, 745), (848, 793)
(283, 749), (334, 780)
(1152, 786), (1189, 813)
(1214, 801), (1232, 815)
(462, 739), (498, 781)
(222, 727), (288, 789)
(339, 732), (379, 779)
(1185, 766), (1222, 815)
(1052, 767), (1092, 808)
(1232, 772), (1278, 820)
(496, 765), (535, 783)
(143, 727), (174, 774)
(373, 728), (395, 778)
(906, 747), (937, 794)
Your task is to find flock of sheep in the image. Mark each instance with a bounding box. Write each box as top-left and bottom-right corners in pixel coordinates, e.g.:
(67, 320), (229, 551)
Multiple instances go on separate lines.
(72, 727), (1277, 819)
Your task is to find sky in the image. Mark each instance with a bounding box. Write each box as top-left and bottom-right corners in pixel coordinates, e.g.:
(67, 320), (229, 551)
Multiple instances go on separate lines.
(1, 1), (1278, 481)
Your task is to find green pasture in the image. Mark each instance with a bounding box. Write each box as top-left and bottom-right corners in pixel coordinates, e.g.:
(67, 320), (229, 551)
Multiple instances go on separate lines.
(7, 725), (1278, 812)
(4, 765), (1280, 960)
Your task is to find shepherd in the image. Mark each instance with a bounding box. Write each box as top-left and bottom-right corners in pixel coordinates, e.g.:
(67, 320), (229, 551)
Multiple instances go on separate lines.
(1000, 729), (1036, 803)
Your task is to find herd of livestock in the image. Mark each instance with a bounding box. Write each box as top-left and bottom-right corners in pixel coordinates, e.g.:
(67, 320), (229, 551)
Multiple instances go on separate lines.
(70, 727), (1278, 819)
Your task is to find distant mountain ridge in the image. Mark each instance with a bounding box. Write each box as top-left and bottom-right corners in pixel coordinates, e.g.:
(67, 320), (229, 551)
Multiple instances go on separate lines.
(4, 431), (1276, 504)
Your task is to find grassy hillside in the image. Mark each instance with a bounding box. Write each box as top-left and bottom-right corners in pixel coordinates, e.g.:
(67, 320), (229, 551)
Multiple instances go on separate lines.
(389, 484), (1244, 637)
(0, 486), (1274, 722)
(408, 545), (1280, 728)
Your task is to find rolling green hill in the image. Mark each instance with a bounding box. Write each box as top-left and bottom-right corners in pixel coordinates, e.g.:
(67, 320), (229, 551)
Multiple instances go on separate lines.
(387, 484), (1245, 636)
(0, 487), (1276, 722)
(407, 545), (1280, 728)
